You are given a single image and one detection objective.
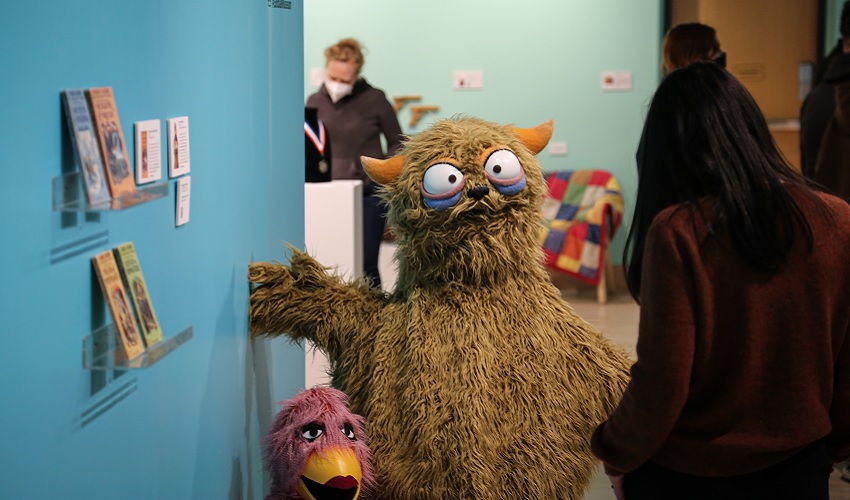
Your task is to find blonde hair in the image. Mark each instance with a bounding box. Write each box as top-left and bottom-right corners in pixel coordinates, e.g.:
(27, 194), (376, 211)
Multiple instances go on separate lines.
(324, 38), (365, 75)
(662, 23), (721, 75)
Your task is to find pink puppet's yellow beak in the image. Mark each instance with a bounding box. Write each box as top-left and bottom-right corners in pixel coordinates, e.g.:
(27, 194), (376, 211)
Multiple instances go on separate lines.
(296, 446), (363, 500)
(513, 119), (554, 155)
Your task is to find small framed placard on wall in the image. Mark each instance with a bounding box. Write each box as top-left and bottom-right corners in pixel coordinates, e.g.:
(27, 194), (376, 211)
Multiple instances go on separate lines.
(134, 119), (162, 184)
(167, 116), (191, 178)
(176, 176), (191, 227)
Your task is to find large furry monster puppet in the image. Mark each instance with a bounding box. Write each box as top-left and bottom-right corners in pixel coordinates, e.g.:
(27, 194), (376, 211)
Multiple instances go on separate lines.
(250, 117), (631, 499)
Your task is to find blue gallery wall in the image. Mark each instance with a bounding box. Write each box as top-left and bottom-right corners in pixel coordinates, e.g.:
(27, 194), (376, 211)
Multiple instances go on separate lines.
(304, 0), (664, 262)
(0, 1), (304, 498)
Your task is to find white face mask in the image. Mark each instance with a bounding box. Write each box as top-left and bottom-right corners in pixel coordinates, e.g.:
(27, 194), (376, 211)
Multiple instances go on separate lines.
(325, 79), (353, 103)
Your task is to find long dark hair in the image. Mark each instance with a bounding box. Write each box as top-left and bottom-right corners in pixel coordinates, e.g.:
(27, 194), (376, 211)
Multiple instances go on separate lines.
(624, 62), (816, 302)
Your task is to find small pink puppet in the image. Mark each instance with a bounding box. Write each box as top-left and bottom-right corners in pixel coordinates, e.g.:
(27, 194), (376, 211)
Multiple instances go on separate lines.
(265, 387), (375, 500)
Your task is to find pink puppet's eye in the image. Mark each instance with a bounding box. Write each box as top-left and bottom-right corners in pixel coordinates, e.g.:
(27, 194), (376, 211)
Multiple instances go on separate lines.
(341, 422), (356, 441)
(301, 422), (324, 442)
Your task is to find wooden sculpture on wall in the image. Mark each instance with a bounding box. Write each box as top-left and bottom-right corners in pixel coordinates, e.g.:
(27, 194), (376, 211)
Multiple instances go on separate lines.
(392, 95), (420, 113)
(409, 105), (439, 127)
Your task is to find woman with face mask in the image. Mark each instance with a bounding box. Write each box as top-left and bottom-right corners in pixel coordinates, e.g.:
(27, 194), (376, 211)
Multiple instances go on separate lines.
(306, 38), (403, 290)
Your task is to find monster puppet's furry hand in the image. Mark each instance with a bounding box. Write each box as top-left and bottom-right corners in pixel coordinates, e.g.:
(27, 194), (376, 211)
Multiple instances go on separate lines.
(250, 117), (632, 499)
(249, 246), (387, 379)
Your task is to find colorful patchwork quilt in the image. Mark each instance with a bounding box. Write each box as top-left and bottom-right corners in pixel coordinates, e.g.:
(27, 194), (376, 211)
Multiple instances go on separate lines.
(540, 170), (624, 285)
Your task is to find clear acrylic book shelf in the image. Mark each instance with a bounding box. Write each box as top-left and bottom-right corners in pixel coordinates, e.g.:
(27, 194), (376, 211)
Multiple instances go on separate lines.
(51, 171), (187, 369)
(53, 171), (168, 211)
(83, 324), (193, 370)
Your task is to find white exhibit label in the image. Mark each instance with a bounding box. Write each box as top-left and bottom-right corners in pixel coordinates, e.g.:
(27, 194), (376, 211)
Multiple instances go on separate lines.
(453, 70), (484, 90)
(134, 119), (162, 184)
(601, 71), (633, 91)
(176, 175), (191, 227)
(168, 116), (191, 178)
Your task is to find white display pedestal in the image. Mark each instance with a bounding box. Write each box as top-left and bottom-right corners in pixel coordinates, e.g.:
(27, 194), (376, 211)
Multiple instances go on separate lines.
(303, 180), (363, 388)
(378, 241), (399, 293)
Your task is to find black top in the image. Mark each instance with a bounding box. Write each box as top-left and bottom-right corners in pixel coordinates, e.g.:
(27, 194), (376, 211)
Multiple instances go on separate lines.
(800, 43), (850, 179)
(305, 107), (331, 182)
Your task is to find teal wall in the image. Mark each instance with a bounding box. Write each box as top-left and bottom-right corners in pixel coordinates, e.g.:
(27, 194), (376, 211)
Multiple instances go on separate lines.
(305, 0), (664, 262)
(0, 1), (304, 498)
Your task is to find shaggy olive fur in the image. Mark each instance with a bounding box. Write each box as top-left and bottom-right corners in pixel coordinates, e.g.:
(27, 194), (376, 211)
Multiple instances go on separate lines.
(250, 117), (631, 499)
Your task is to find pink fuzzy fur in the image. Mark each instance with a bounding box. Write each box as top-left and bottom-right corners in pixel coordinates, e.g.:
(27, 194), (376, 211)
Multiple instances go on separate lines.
(265, 387), (375, 500)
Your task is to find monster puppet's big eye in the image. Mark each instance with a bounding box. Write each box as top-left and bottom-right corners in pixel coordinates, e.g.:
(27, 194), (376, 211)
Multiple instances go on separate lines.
(301, 422), (324, 442)
(484, 149), (526, 195)
(423, 163), (464, 196)
(421, 162), (466, 211)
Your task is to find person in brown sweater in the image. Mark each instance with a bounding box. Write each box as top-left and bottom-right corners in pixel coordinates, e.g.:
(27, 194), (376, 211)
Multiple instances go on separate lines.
(592, 62), (850, 499)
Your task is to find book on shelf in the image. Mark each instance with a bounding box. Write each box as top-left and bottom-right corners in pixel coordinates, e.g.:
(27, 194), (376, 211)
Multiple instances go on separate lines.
(92, 249), (145, 361)
(114, 242), (163, 347)
(87, 86), (136, 198)
(61, 89), (111, 206)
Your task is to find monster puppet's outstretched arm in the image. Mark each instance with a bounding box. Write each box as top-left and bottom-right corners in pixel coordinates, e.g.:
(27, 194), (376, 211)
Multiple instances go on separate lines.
(248, 246), (385, 360)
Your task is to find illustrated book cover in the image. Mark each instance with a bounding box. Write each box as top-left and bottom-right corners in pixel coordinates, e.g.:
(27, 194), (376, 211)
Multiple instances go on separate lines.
(61, 89), (111, 206)
(134, 119), (162, 184)
(92, 249), (145, 361)
(87, 86), (136, 198)
(114, 242), (163, 347)
(167, 116), (191, 177)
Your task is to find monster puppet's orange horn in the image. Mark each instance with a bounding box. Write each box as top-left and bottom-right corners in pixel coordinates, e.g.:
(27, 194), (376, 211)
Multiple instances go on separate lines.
(513, 120), (554, 155)
(361, 154), (405, 185)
